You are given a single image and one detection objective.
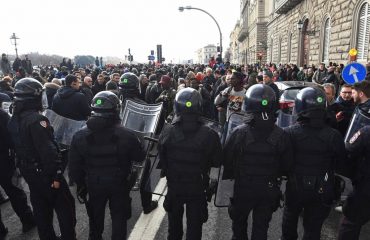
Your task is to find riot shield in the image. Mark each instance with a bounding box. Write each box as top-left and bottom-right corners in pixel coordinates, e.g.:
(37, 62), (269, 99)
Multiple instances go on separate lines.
(1, 102), (12, 116)
(43, 109), (86, 146)
(344, 107), (370, 143)
(215, 112), (245, 207)
(120, 99), (163, 191)
(276, 110), (297, 128)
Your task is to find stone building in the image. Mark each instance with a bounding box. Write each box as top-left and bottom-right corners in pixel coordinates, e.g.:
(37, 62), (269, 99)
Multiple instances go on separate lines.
(194, 44), (218, 64)
(229, 21), (241, 64)
(266, 0), (370, 66)
(230, 0), (370, 66)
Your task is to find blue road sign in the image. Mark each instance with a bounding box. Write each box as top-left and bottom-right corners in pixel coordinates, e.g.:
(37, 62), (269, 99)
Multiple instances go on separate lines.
(148, 55), (155, 61)
(342, 62), (367, 84)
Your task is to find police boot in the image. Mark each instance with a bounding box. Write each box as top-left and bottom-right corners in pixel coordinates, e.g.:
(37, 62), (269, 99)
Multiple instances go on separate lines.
(0, 223), (7, 240)
(143, 200), (158, 214)
(22, 217), (36, 233)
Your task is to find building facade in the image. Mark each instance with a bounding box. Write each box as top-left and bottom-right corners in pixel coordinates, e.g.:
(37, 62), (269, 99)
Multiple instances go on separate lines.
(267, 0), (370, 66)
(231, 0), (370, 66)
(195, 44), (218, 64)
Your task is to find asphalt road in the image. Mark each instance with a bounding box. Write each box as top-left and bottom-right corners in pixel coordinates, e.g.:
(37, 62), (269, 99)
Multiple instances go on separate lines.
(2, 177), (370, 240)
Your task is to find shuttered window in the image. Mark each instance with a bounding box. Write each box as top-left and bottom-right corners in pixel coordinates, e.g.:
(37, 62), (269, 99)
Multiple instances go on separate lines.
(278, 38), (282, 63)
(357, 3), (370, 61)
(270, 38), (274, 62)
(288, 33), (292, 63)
(322, 18), (331, 62)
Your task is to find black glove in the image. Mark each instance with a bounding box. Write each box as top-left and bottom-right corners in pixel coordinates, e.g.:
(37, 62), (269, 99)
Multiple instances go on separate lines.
(206, 179), (218, 202)
(77, 184), (88, 204)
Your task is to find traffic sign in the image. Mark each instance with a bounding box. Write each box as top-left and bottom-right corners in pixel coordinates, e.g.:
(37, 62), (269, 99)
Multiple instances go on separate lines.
(342, 62), (367, 84)
(148, 55), (155, 61)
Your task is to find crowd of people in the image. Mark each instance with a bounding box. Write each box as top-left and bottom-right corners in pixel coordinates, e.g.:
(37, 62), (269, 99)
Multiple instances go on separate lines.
(0, 55), (370, 240)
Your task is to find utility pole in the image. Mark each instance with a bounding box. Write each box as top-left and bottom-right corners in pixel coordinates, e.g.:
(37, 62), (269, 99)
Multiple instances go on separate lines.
(10, 33), (19, 58)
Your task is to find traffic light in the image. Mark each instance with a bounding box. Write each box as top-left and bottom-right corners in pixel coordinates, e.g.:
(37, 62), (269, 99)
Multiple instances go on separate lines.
(161, 57), (165, 62)
(157, 45), (162, 63)
(128, 55), (133, 61)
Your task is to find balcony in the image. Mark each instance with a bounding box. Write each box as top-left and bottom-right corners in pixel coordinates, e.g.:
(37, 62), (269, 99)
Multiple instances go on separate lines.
(275, 0), (303, 14)
(238, 27), (248, 42)
(238, 17), (248, 42)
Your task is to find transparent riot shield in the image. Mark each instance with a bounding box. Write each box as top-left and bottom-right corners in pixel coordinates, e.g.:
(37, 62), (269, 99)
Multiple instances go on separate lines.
(344, 107), (370, 143)
(215, 112), (245, 207)
(276, 110), (297, 128)
(1, 101), (12, 116)
(43, 109), (86, 146)
(120, 99), (163, 191)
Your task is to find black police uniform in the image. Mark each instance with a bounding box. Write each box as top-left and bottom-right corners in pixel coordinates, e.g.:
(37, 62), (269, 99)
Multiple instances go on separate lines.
(158, 88), (222, 240)
(281, 87), (346, 240)
(8, 78), (76, 240)
(338, 125), (370, 240)
(69, 91), (144, 240)
(0, 108), (35, 232)
(118, 72), (158, 214)
(223, 84), (293, 240)
(0, 208), (7, 240)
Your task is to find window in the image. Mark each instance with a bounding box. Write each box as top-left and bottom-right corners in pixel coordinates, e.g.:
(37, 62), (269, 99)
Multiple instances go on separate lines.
(270, 38), (274, 62)
(322, 18), (331, 63)
(287, 33), (292, 62)
(357, 2), (370, 60)
(278, 38), (282, 63)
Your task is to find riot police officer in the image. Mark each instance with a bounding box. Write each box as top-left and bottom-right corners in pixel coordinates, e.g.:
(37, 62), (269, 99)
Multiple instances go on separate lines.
(157, 88), (222, 240)
(281, 87), (346, 240)
(118, 72), (144, 103)
(337, 80), (370, 240)
(118, 72), (158, 214)
(69, 91), (144, 240)
(0, 103), (35, 233)
(8, 78), (76, 240)
(222, 84), (293, 240)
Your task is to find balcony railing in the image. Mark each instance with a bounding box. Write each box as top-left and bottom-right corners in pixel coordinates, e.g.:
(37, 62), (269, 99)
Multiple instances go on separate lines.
(275, 0), (303, 14)
(238, 24), (248, 42)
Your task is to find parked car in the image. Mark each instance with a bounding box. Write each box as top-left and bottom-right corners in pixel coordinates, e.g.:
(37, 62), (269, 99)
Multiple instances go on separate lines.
(275, 81), (318, 127)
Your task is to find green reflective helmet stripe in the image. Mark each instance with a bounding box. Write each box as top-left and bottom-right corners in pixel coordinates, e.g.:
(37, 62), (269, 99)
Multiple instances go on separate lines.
(96, 99), (102, 105)
(317, 97), (323, 103)
(261, 99), (268, 106)
(186, 101), (192, 107)
(123, 79), (128, 83)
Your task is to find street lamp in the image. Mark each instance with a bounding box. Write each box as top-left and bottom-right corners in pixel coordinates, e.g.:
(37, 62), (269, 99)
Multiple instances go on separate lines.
(297, 19), (304, 31)
(297, 19), (315, 35)
(10, 33), (19, 58)
(178, 6), (223, 62)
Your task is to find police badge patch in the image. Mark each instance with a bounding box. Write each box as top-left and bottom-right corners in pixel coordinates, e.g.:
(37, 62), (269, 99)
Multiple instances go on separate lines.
(349, 131), (361, 144)
(40, 121), (48, 128)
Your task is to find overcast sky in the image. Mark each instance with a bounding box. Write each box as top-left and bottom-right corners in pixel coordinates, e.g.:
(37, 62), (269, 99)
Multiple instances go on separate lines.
(1, 0), (240, 63)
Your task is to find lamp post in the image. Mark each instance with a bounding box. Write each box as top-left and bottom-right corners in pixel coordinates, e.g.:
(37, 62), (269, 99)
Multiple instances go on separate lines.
(179, 6), (223, 62)
(10, 33), (19, 58)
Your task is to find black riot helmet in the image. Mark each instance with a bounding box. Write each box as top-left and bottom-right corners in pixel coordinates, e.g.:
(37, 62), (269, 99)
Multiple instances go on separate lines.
(14, 78), (43, 101)
(91, 91), (121, 118)
(295, 87), (327, 115)
(243, 84), (276, 113)
(119, 72), (140, 90)
(174, 88), (202, 116)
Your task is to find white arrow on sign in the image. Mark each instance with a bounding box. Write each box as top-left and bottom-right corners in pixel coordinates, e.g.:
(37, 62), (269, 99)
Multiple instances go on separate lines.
(349, 66), (360, 82)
